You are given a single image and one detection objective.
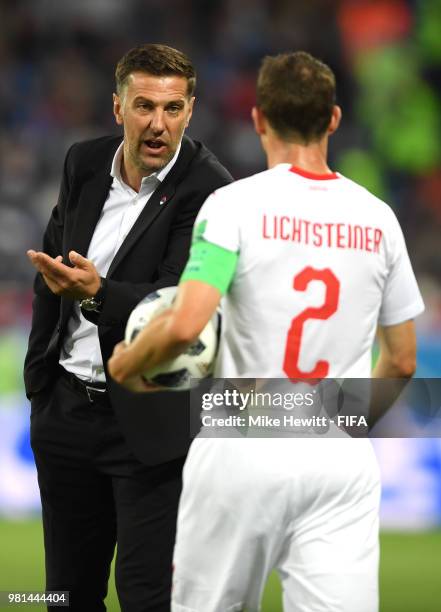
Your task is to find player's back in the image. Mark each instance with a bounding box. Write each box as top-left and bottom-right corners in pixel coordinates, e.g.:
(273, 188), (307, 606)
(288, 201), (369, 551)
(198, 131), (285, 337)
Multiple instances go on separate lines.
(200, 164), (423, 379)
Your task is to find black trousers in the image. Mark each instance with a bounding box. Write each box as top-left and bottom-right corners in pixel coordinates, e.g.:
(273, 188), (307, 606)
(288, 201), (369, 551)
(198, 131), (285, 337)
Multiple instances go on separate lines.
(30, 371), (185, 612)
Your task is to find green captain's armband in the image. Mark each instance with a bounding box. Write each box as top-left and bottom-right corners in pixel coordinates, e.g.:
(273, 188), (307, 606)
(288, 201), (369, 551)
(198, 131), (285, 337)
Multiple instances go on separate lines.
(180, 235), (238, 295)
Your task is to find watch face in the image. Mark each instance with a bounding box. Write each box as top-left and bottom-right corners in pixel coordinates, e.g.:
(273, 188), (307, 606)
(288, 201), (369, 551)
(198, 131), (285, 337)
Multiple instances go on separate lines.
(81, 298), (100, 312)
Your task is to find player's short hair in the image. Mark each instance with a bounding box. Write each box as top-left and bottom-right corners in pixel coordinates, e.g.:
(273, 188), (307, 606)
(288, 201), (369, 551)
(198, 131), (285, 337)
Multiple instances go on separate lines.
(256, 51), (336, 143)
(115, 43), (196, 98)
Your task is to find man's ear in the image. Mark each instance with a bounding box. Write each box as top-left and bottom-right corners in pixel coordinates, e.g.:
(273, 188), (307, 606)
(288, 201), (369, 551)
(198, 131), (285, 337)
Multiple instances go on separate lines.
(328, 105), (342, 135)
(113, 93), (124, 126)
(252, 106), (266, 136)
(185, 96), (195, 128)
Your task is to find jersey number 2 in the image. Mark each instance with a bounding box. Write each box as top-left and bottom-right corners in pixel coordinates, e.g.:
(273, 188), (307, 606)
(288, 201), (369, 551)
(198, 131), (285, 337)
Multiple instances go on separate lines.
(283, 267), (340, 379)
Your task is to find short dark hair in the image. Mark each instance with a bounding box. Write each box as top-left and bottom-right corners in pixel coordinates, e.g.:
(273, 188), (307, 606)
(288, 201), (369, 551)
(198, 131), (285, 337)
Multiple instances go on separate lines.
(115, 43), (196, 97)
(256, 51), (336, 143)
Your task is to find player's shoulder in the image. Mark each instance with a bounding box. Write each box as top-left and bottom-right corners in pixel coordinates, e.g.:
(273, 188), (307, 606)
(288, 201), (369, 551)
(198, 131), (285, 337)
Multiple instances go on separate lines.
(338, 173), (398, 222)
(210, 166), (277, 201)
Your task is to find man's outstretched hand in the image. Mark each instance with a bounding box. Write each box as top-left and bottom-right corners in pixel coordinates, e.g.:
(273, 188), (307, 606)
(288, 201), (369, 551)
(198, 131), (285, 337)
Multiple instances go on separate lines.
(27, 250), (101, 299)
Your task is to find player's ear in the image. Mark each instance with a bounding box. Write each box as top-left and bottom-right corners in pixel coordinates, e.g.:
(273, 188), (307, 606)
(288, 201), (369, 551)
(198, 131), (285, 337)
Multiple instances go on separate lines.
(252, 106), (266, 136)
(113, 92), (124, 126)
(328, 105), (342, 135)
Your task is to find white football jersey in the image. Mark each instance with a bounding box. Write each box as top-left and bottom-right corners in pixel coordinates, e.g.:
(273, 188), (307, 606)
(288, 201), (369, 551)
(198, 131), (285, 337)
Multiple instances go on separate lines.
(196, 164), (424, 378)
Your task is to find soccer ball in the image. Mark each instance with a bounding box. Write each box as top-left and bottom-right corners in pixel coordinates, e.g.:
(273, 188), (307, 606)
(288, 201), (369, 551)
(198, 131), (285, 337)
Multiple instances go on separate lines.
(125, 286), (219, 390)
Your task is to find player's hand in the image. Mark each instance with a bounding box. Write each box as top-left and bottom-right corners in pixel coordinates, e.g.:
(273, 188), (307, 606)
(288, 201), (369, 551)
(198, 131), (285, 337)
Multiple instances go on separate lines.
(108, 342), (164, 393)
(119, 374), (162, 394)
(27, 250), (101, 299)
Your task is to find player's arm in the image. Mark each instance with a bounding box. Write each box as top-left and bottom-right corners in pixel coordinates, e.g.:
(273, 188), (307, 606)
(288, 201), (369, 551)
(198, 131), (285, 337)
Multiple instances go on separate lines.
(109, 280), (221, 387)
(108, 239), (238, 390)
(369, 319), (417, 427)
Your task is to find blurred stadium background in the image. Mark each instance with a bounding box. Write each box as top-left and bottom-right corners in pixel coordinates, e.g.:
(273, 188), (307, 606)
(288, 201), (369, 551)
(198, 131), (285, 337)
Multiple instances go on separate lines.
(0, 1), (440, 610)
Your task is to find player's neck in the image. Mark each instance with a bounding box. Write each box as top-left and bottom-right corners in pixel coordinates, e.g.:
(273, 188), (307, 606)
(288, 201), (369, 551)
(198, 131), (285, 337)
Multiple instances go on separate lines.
(266, 138), (332, 175)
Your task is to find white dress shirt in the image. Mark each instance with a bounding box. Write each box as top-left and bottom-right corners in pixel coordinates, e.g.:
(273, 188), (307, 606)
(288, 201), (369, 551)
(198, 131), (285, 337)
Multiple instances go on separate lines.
(59, 140), (181, 383)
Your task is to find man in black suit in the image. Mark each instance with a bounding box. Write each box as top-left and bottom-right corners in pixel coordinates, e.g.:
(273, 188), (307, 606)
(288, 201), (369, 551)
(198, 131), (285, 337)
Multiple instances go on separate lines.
(25, 44), (232, 612)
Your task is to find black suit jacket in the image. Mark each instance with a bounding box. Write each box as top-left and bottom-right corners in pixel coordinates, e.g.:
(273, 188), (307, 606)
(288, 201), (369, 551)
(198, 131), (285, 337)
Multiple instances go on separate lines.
(24, 134), (233, 465)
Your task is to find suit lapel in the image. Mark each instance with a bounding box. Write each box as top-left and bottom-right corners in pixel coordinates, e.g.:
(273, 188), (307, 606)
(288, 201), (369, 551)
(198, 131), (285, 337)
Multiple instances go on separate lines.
(68, 170), (113, 258)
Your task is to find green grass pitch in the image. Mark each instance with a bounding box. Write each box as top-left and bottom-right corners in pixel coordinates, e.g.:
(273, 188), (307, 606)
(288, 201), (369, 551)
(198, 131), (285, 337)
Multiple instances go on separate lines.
(0, 520), (440, 611)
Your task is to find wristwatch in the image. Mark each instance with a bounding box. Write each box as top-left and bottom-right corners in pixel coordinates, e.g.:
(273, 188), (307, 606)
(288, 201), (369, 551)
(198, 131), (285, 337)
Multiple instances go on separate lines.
(79, 277), (107, 313)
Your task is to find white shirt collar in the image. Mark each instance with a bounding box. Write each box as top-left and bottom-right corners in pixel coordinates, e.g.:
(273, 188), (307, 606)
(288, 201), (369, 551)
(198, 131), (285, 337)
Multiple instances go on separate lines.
(110, 139), (182, 186)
